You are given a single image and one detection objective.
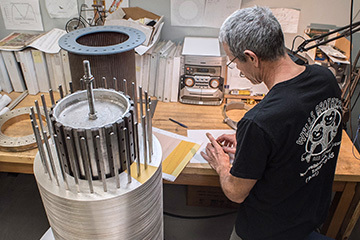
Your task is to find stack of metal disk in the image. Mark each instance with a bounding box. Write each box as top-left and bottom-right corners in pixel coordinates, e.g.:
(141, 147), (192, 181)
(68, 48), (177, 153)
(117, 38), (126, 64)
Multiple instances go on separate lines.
(31, 60), (162, 240)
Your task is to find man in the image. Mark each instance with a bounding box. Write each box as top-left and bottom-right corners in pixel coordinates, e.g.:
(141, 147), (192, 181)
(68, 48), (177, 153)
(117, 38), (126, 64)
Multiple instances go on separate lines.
(200, 6), (343, 240)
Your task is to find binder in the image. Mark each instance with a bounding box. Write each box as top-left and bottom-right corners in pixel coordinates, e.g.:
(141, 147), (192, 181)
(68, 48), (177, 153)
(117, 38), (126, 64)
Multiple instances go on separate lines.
(15, 50), (40, 95)
(171, 43), (184, 102)
(148, 41), (166, 96)
(61, 49), (71, 94)
(135, 53), (143, 92)
(163, 46), (177, 102)
(31, 49), (51, 92)
(141, 53), (151, 92)
(0, 52), (13, 93)
(46, 52), (65, 91)
(1, 51), (26, 92)
(156, 42), (175, 101)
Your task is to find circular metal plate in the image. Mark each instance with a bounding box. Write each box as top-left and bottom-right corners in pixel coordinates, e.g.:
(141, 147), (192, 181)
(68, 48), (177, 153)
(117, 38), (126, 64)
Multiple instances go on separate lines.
(52, 89), (131, 129)
(58, 26), (146, 55)
(0, 107), (46, 152)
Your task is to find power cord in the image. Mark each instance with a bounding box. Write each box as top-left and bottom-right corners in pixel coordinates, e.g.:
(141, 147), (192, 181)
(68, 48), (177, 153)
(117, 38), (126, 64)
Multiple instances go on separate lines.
(163, 210), (237, 219)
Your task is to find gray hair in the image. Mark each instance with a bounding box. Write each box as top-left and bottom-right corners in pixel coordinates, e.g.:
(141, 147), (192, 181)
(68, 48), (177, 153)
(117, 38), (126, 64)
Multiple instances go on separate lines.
(219, 6), (286, 62)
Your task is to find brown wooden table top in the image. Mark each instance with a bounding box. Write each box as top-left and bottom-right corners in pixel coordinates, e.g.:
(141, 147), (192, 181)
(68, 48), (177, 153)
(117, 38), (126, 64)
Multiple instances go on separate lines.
(1, 92), (360, 183)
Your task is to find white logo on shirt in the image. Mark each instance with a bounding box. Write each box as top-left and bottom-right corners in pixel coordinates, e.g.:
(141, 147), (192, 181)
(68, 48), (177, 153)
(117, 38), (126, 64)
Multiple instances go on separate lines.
(296, 98), (342, 183)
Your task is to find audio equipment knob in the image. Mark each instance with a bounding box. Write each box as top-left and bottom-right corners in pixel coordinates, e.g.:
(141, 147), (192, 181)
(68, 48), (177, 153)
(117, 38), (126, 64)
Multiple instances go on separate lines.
(184, 77), (195, 87)
(209, 78), (220, 88)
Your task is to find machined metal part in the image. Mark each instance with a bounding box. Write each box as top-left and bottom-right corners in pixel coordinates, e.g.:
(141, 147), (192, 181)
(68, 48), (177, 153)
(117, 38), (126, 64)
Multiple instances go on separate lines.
(8, 90), (28, 110)
(65, 129), (80, 190)
(53, 133), (69, 190)
(142, 115), (148, 169)
(49, 89), (55, 107)
(30, 118), (49, 175)
(102, 77), (107, 89)
(146, 109), (152, 161)
(83, 60), (97, 120)
(43, 130), (60, 186)
(134, 122), (141, 177)
(59, 85), (64, 99)
(80, 78), (84, 90)
(69, 81), (74, 94)
(148, 98), (153, 155)
(113, 77), (118, 91)
(79, 136), (94, 193)
(144, 91), (148, 110)
(110, 130), (121, 188)
(41, 94), (53, 137)
(123, 79), (127, 95)
(131, 82), (138, 122)
(123, 127), (132, 183)
(139, 86), (144, 129)
(95, 134), (107, 192)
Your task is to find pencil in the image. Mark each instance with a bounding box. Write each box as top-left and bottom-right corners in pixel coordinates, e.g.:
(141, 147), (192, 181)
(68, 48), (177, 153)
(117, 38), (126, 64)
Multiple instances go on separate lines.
(169, 118), (188, 128)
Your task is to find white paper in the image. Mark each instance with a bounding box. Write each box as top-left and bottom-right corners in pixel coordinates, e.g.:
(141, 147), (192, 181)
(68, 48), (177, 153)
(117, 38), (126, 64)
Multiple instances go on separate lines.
(45, 0), (78, 19)
(226, 63), (268, 96)
(28, 28), (67, 54)
(41, 228), (55, 240)
(271, 8), (300, 34)
(171, 0), (241, 28)
(0, 0), (43, 31)
(182, 37), (220, 56)
(135, 22), (164, 55)
(187, 129), (235, 163)
(203, 0), (242, 28)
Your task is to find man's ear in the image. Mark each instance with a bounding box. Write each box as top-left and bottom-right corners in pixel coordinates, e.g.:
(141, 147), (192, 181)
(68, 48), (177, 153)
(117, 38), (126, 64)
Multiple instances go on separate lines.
(244, 50), (259, 67)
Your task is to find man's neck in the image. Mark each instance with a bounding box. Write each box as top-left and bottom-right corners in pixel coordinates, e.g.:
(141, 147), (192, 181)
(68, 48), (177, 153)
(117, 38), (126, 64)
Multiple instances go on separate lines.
(261, 55), (306, 90)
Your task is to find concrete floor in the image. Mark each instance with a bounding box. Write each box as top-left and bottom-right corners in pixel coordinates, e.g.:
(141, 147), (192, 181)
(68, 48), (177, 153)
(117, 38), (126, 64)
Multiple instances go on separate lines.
(0, 172), (359, 240)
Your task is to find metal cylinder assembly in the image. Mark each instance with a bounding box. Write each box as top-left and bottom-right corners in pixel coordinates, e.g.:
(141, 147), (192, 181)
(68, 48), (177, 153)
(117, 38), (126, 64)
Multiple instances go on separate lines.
(31, 34), (162, 239)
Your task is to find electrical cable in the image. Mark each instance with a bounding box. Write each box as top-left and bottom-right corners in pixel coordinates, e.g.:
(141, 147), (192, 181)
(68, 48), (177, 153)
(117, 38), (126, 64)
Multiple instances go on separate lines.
(290, 35), (306, 52)
(163, 210), (237, 219)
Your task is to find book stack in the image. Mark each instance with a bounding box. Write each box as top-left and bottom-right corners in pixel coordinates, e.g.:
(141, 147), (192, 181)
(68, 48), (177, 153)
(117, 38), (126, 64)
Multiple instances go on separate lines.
(0, 29), (69, 95)
(136, 40), (183, 102)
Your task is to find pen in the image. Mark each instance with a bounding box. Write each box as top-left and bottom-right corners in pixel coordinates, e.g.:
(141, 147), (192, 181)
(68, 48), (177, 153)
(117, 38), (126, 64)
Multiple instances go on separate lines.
(169, 118), (188, 128)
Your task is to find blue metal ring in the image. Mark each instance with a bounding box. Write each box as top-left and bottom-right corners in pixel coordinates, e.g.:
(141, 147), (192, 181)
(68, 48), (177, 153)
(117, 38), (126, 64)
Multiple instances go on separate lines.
(59, 25), (146, 55)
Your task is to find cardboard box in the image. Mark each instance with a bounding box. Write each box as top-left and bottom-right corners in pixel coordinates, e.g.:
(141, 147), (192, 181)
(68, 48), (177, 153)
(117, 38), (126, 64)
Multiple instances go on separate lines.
(106, 7), (164, 46)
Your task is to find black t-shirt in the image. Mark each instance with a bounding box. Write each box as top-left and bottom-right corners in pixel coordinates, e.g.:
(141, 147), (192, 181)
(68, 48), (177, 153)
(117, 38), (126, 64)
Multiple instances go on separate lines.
(231, 64), (343, 240)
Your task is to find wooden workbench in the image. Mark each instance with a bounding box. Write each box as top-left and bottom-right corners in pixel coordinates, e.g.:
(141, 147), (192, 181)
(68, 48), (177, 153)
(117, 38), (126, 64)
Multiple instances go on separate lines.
(1, 92), (360, 240)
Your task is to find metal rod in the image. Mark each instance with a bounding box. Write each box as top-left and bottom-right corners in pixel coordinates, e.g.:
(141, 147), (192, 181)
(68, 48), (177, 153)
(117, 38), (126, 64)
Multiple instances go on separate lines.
(123, 128), (132, 183)
(102, 77), (107, 89)
(148, 98), (153, 155)
(49, 89), (55, 107)
(83, 60), (97, 120)
(59, 84), (64, 99)
(8, 90), (28, 110)
(41, 94), (53, 137)
(34, 100), (45, 135)
(95, 135), (107, 192)
(110, 131), (121, 188)
(43, 130), (60, 186)
(141, 115), (148, 169)
(53, 133), (70, 190)
(134, 122), (141, 177)
(69, 81), (74, 94)
(79, 136), (94, 193)
(113, 77), (118, 91)
(144, 91), (149, 110)
(123, 79), (127, 95)
(65, 136), (80, 191)
(146, 109), (153, 160)
(139, 86), (144, 128)
(30, 118), (49, 176)
(80, 78), (84, 90)
(132, 82), (138, 122)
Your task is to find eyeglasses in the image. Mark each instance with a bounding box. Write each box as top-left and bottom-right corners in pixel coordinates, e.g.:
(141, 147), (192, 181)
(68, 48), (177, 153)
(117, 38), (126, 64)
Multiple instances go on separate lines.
(226, 57), (237, 69)
(227, 56), (246, 78)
